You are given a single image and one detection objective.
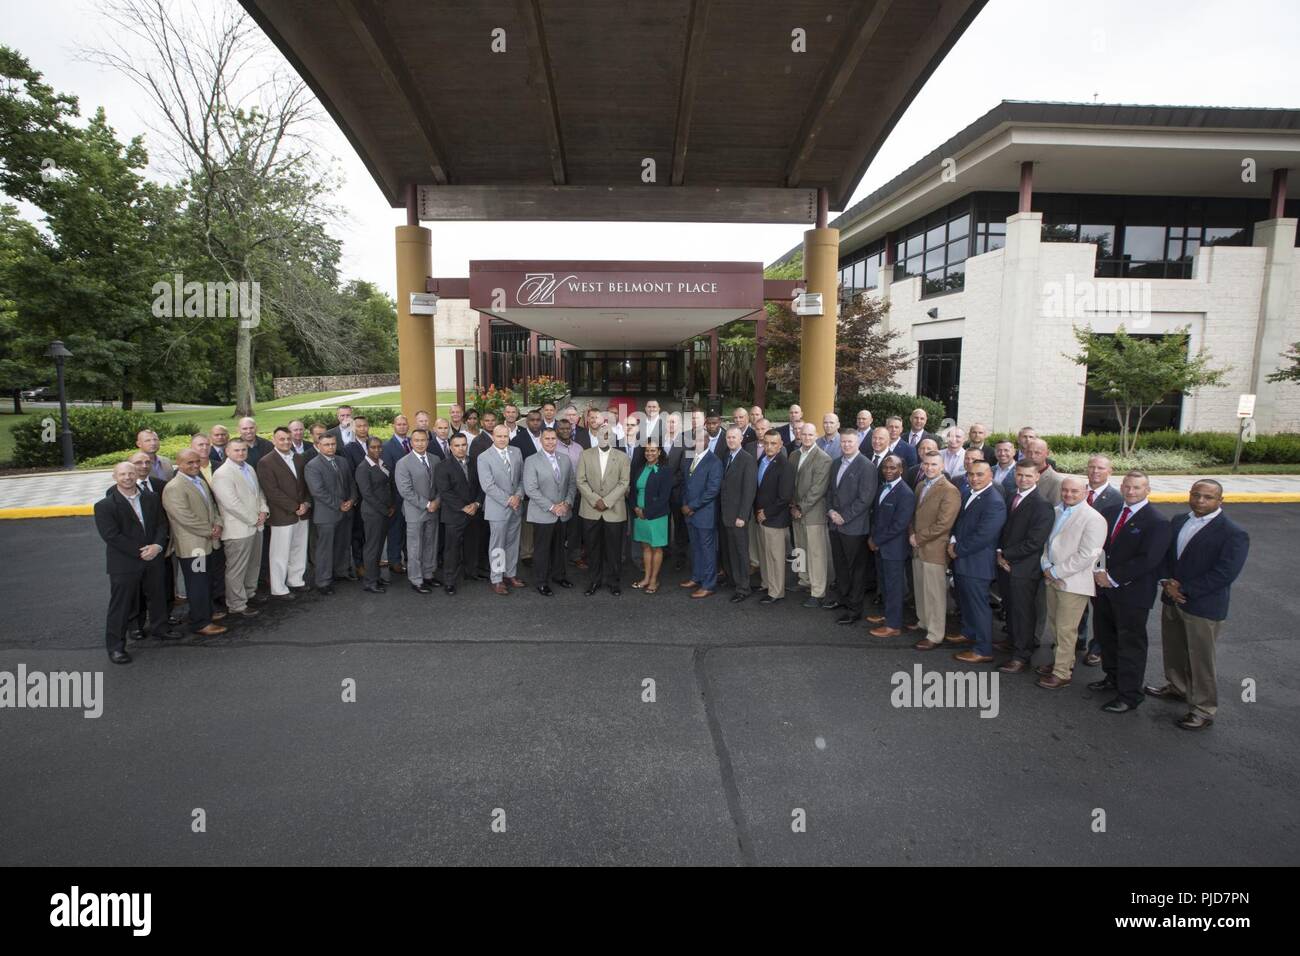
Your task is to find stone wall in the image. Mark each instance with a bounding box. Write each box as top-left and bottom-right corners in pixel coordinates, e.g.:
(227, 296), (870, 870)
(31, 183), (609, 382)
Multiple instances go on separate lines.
(273, 374), (399, 398)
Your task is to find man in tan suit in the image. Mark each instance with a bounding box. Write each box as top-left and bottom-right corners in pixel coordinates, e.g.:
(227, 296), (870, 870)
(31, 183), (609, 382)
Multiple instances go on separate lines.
(577, 423), (630, 596)
(790, 423), (832, 608)
(211, 438), (269, 618)
(1036, 475), (1109, 689)
(910, 451), (961, 651)
(161, 449), (227, 635)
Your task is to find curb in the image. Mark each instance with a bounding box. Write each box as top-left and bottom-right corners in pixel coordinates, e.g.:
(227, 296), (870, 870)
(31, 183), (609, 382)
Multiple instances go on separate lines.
(0, 505), (96, 519)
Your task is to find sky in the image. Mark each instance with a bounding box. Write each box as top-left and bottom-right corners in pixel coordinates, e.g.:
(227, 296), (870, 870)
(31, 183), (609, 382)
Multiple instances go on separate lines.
(6, 0), (1300, 298)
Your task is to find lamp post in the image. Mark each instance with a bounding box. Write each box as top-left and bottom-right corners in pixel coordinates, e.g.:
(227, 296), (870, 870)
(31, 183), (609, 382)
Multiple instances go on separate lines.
(47, 340), (74, 470)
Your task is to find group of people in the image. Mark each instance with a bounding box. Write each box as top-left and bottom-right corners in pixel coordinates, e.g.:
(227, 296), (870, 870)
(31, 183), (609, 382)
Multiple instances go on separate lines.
(94, 400), (1249, 730)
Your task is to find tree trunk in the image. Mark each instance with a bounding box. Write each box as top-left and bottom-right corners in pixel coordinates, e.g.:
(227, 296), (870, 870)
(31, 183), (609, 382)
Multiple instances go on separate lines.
(234, 324), (254, 417)
(154, 396), (165, 413)
(122, 389), (134, 411)
(11, 389), (22, 415)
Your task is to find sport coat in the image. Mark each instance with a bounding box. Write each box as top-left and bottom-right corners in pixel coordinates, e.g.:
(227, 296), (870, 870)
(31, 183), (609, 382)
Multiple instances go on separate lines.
(827, 453), (877, 537)
(146, 454), (175, 484)
(354, 457), (395, 520)
(870, 479), (917, 561)
(1100, 501), (1172, 609)
(776, 422), (803, 451)
(343, 437), (370, 473)
(305, 453), (359, 526)
(964, 442), (997, 465)
(210, 459), (268, 540)
(910, 474), (961, 565)
(511, 428), (543, 462)
(790, 444), (832, 525)
(523, 450), (577, 524)
(717, 445), (758, 527)
(904, 429), (937, 450)
(162, 472), (222, 558)
(1042, 504), (1108, 596)
(634, 463), (675, 521)
(208, 445), (228, 471)
(950, 486), (1007, 580)
(478, 443), (526, 522)
(1033, 466), (1064, 506)
(753, 449), (795, 530)
(999, 487), (1055, 577)
(683, 449), (723, 530)
(434, 454), (483, 528)
(295, 440), (318, 463)
(1161, 511), (1249, 621)
(94, 487), (169, 575)
(396, 450), (439, 524)
(257, 450), (310, 527)
(324, 424), (356, 449)
(886, 440), (918, 469)
(576, 446), (630, 523)
(242, 435), (274, 469)
(1087, 483), (1122, 512)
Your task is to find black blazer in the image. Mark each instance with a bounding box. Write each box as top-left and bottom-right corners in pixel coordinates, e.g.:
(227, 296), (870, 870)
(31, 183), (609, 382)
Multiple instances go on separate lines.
(434, 455), (483, 527)
(93, 487), (169, 575)
(245, 435), (275, 469)
(633, 462), (675, 521)
(1100, 501), (1173, 609)
(753, 449), (795, 529)
(998, 489), (1055, 578)
(354, 458), (394, 518)
(511, 429), (541, 461)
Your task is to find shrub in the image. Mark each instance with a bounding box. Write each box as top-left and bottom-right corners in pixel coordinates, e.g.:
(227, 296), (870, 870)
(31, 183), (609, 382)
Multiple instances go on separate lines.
(79, 434), (193, 470)
(988, 430), (1300, 465)
(513, 375), (568, 407)
(296, 407), (399, 430)
(12, 407), (192, 468)
(1052, 449), (1216, 474)
(836, 392), (947, 430)
(468, 385), (518, 418)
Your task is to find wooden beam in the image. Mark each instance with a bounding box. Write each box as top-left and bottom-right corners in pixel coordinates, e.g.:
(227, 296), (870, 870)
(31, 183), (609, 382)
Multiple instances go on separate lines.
(514, 0), (567, 185)
(785, 0), (895, 188)
(335, 0), (451, 185)
(417, 185), (818, 223)
(671, 0), (713, 186)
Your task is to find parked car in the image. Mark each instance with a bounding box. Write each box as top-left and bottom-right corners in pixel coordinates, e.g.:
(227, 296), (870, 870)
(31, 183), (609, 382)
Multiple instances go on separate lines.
(20, 385), (51, 400)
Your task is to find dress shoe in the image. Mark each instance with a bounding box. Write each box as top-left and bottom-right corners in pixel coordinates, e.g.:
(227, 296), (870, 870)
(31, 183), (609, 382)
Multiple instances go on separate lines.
(211, 610), (227, 621)
(537, 585), (554, 597)
(913, 638), (941, 650)
(156, 629), (182, 641)
(1087, 678), (1116, 692)
(801, 596), (821, 608)
(290, 585), (311, 593)
(445, 585), (457, 595)
(195, 624), (227, 636)
(943, 634), (973, 646)
(730, 592), (749, 603)
(493, 583), (511, 595)
(870, 626), (901, 638)
(952, 650), (993, 664)
(250, 594), (269, 605)
(1083, 652), (1102, 666)
(584, 584), (599, 596)
(410, 583), (432, 594)
(132, 629), (147, 641)
(575, 559), (589, 570)
(992, 640), (1013, 653)
(390, 563), (406, 575)
(423, 578), (436, 588)
(109, 649), (131, 665)
(609, 586), (621, 596)
(1145, 683), (1185, 701)
(759, 595), (783, 605)
(680, 580), (699, 589)
(556, 579), (574, 589)
(1035, 663), (1055, 677)
(690, 589), (714, 599)
(866, 614), (886, 624)
(275, 591), (297, 601)
(364, 585), (386, 594)
(1101, 699), (1135, 714)
(318, 586), (335, 596)
(821, 599), (843, 610)
(998, 659), (1028, 674)
(234, 607), (259, 618)
(835, 614), (858, 626)
(356, 564), (367, 578)
(1176, 712), (1213, 731)
(1036, 674), (1071, 689)
(374, 581), (388, 591)
(509, 577), (527, 589)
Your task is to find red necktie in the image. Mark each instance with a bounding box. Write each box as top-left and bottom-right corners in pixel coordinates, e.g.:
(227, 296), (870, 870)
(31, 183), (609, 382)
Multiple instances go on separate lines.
(1109, 506), (1131, 544)
(1011, 493), (1022, 511)
(1087, 488), (1095, 506)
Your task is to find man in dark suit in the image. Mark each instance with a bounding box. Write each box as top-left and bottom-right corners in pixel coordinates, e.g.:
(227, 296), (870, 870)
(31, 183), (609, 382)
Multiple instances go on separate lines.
(866, 454), (916, 637)
(94, 462), (179, 663)
(1090, 470), (1173, 713)
(994, 461), (1056, 672)
(825, 429), (878, 625)
(468, 411), (498, 578)
(304, 434), (360, 594)
(964, 422), (997, 465)
(342, 416), (374, 575)
(902, 408), (937, 451)
(681, 427), (724, 598)
(903, 438), (940, 489)
(1145, 479), (1249, 730)
(354, 436), (395, 593)
(382, 414), (413, 575)
(753, 431), (795, 604)
(512, 409), (544, 461)
(775, 404), (804, 452)
(659, 414), (688, 570)
(884, 416), (919, 469)
(718, 425), (758, 602)
(949, 461), (1008, 663)
(236, 417), (275, 469)
(434, 434), (483, 593)
(208, 424), (231, 471)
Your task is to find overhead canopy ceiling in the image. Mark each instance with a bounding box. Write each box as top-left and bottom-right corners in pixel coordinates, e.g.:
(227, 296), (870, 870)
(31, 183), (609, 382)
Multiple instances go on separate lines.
(240, 0), (987, 219)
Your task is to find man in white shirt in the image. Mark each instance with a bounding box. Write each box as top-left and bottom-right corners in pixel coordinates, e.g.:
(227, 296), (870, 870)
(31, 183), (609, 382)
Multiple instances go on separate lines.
(940, 427), (967, 479)
(854, 409), (873, 445)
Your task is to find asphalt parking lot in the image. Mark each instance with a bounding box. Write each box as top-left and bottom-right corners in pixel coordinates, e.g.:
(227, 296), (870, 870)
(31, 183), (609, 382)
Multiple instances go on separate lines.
(1, 503), (1297, 866)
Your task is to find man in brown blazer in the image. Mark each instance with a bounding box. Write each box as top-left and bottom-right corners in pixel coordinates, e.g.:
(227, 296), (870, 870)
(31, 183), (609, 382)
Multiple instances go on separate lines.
(909, 450), (961, 651)
(790, 423), (832, 608)
(256, 426), (313, 599)
(161, 449), (227, 635)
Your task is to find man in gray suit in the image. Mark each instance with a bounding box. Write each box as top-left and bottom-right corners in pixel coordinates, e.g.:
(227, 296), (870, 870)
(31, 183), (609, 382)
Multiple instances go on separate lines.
(718, 425), (758, 602)
(354, 436), (396, 593)
(523, 427), (577, 596)
(477, 424), (526, 595)
(304, 434), (359, 595)
(394, 428), (441, 594)
(790, 422), (833, 609)
(825, 428), (878, 624)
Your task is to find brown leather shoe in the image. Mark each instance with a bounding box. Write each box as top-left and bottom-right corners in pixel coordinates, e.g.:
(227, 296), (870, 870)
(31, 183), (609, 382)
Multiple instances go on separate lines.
(679, 580), (699, 589)
(952, 650), (993, 664)
(1035, 663), (1054, 677)
(508, 577), (527, 588)
(998, 659), (1028, 674)
(1176, 712), (1213, 730)
(943, 633), (973, 646)
(1145, 683), (1186, 701)
(992, 640), (1013, 653)
(195, 624), (227, 636)
(390, 563), (406, 575)
(491, 582), (509, 595)
(913, 638), (942, 651)
(866, 614), (887, 624)
(211, 610), (227, 621)
(1037, 674), (1071, 689)
(690, 589), (714, 599)
(869, 626), (901, 638)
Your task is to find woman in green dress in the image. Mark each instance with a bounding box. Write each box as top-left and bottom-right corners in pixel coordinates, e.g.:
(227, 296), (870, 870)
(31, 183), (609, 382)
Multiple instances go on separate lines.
(631, 442), (674, 593)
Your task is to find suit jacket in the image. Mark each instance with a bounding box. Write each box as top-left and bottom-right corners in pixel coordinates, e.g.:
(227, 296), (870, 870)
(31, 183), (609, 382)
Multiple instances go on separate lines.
(324, 424), (357, 450)
(815, 435), (843, 460)
(478, 443), (526, 522)
(910, 474), (961, 565)
(576, 446), (630, 523)
(1099, 501), (1172, 609)
(965, 443), (998, 466)
(244, 435), (275, 470)
(717, 446), (758, 528)
(354, 457), (395, 520)
(257, 451), (310, 527)
(523, 450), (577, 524)
(951, 486), (1007, 580)
(295, 440), (318, 463)
(1033, 466), (1064, 506)
(776, 422), (803, 452)
(427, 434), (452, 463)
(382, 434), (412, 487)
(682, 450), (723, 529)
(146, 454), (176, 484)
(870, 479), (916, 561)
(208, 445), (229, 471)
(633, 462), (675, 521)
(1042, 504), (1109, 596)
(826, 453), (877, 537)
(396, 451), (440, 524)
(1087, 483), (1122, 513)
(903, 429), (937, 450)
(161, 472), (222, 558)
(343, 437), (370, 473)
(94, 487), (169, 575)
(511, 429), (542, 462)
(753, 449), (795, 530)
(886, 440), (918, 468)
(305, 453), (359, 526)
(468, 430), (495, 465)
(210, 459), (268, 540)
(434, 454), (483, 528)
(790, 445), (832, 525)
(998, 487), (1055, 578)
(1161, 512), (1249, 621)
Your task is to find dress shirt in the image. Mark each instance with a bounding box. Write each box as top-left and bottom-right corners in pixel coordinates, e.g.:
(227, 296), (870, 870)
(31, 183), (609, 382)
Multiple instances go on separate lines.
(940, 448), (964, 478)
(907, 430), (926, 446)
(597, 447), (610, 474)
(1041, 503), (1080, 576)
(292, 442), (307, 456)
(366, 456), (388, 477)
(1009, 484), (1036, 511)
(1176, 507), (1222, 559)
(757, 454), (775, 484)
(878, 477), (899, 504)
(836, 452), (859, 485)
(1103, 498), (1148, 586)
(278, 449), (297, 477)
(545, 452), (561, 482)
(123, 489), (145, 527)
(188, 474), (209, 501)
(992, 463), (1015, 486)
(237, 461), (257, 491)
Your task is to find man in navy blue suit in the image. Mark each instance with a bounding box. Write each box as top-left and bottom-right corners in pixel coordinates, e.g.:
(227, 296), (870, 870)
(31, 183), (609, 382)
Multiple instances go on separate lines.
(1089, 470), (1173, 713)
(866, 454), (916, 637)
(1145, 479), (1249, 730)
(681, 429), (723, 598)
(948, 461), (1007, 663)
(381, 414), (413, 574)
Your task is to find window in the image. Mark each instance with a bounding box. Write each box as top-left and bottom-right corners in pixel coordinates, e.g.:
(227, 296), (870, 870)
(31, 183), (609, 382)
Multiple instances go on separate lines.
(917, 338), (961, 420)
(837, 239), (886, 297)
(1082, 333), (1184, 433)
(891, 200), (972, 296)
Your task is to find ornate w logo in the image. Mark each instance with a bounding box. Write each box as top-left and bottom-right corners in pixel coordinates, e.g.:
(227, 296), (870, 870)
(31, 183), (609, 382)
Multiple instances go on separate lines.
(516, 273), (577, 306)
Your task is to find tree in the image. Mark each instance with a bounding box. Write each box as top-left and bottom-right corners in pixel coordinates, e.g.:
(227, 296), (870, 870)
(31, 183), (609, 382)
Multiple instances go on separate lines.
(766, 291), (913, 399)
(1266, 342), (1300, 384)
(1069, 326), (1228, 455)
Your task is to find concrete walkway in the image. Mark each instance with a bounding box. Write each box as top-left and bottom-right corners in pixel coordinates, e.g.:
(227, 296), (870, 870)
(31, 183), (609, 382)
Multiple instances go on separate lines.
(1, 468), (1297, 518)
(277, 385), (398, 409)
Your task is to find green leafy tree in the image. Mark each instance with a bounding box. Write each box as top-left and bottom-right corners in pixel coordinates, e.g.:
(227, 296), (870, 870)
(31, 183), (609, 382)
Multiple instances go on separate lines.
(1070, 326), (1228, 455)
(1266, 342), (1300, 384)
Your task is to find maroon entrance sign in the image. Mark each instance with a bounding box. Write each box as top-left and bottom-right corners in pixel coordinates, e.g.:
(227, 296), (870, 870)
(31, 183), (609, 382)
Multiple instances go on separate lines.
(468, 260), (763, 312)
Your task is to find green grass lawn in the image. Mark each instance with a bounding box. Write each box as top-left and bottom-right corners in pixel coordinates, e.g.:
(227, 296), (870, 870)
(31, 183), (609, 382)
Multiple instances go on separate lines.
(353, 389), (457, 408)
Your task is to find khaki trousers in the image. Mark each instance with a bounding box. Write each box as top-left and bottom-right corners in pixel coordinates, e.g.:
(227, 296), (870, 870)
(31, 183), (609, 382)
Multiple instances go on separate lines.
(793, 517), (830, 598)
(912, 556), (949, 643)
(1047, 586), (1091, 679)
(748, 518), (762, 569)
(1161, 603), (1222, 718)
(758, 523), (788, 599)
(222, 531), (262, 612)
